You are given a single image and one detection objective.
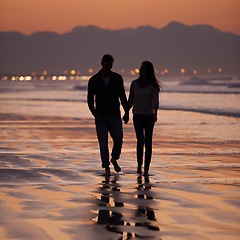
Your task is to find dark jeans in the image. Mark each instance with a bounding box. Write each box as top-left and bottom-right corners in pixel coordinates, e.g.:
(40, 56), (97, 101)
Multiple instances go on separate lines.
(95, 113), (123, 168)
(133, 114), (155, 171)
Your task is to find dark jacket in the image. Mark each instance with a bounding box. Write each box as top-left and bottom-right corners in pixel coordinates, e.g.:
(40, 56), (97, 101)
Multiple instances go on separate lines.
(87, 70), (129, 115)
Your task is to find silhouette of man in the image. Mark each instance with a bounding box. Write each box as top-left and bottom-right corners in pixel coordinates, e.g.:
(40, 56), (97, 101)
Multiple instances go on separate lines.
(87, 54), (129, 175)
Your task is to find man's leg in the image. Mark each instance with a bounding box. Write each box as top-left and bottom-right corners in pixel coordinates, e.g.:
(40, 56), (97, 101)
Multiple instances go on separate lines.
(95, 114), (110, 170)
(109, 114), (123, 172)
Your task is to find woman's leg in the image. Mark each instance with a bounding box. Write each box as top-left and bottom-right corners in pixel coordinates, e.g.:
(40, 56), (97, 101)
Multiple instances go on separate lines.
(144, 115), (155, 173)
(133, 114), (144, 173)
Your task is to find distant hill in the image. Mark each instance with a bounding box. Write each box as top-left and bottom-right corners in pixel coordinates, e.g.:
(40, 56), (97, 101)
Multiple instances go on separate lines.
(0, 21), (239, 75)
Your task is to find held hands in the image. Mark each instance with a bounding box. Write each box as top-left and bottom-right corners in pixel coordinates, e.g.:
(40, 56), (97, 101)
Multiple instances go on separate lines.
(122, 112), (129, 124)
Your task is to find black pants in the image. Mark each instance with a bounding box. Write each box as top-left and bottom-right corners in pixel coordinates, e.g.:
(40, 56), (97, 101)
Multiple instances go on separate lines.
(95, 114), (123, 168)
(133, 114), (155, 171)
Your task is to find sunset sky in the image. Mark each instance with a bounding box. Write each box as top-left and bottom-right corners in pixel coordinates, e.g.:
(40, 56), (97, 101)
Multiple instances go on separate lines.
(0, 0), (239, 35)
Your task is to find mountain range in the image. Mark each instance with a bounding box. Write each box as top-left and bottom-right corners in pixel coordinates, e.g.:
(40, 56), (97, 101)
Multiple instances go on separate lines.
(0, 21), (239, 76)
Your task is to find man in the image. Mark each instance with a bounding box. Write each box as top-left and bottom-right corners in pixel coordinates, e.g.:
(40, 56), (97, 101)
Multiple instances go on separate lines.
(87, 54), (129, 175)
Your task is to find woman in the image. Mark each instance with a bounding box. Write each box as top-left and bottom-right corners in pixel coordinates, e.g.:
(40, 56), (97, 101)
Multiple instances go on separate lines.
(128, 61), (161, 176)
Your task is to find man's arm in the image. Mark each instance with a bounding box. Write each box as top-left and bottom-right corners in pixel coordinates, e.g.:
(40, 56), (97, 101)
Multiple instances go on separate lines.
(119, 77), (129, 124)
(87, 78), (95, 116)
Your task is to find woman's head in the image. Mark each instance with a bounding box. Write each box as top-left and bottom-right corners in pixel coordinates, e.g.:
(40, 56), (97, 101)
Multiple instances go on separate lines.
(140, 61), (161, 89)
(140, 61), (154, 78)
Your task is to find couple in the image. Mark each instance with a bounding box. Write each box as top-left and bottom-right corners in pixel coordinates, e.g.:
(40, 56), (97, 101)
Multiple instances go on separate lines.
(87, 54), (161, 176)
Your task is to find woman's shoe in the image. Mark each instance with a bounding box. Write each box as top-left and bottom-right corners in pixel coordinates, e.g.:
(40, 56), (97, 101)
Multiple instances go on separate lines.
(137, 165), (142, 175)
(104, 167), (111, 176)
(143, 170), (149, 176)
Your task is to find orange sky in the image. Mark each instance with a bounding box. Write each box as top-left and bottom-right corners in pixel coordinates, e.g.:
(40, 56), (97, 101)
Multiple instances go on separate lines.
(0, 0), (239, 35)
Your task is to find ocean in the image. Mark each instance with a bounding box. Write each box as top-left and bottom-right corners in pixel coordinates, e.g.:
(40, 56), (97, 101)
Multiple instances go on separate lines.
(0, 75), (239, 118)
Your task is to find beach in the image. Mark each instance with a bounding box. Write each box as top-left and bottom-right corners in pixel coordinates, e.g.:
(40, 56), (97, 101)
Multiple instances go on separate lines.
(0, 76), (240, 239)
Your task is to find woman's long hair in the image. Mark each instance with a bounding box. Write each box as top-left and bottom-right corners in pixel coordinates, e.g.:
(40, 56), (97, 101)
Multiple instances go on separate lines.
(141, 61), (162, 90)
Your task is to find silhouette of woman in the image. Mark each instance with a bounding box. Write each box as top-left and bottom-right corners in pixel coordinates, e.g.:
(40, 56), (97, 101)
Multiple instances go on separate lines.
(128, 61), (161, 176)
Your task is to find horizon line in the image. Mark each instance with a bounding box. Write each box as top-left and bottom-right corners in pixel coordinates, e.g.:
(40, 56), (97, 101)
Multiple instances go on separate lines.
(1, 21), (239, 36)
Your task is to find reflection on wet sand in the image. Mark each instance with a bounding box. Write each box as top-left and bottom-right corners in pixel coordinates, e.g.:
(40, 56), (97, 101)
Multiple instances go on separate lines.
(135, 176), (160, 234)
(93, 175), (161, 239)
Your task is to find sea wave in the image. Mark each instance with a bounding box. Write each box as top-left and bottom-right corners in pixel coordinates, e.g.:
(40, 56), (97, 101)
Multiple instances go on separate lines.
(0, 75), (239, 118)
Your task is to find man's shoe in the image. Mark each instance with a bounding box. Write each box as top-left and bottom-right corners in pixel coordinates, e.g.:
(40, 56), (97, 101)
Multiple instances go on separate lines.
(110, 158), (121, 172)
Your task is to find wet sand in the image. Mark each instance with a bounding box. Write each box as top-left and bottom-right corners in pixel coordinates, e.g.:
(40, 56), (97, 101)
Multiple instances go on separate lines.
(0, 111), (240, 240)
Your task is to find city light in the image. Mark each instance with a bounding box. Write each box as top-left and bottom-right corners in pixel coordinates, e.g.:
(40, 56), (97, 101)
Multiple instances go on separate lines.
(24, 76), (32, 81)
(181, 68), (185, 74)
(88, 68), (94, 74)
(120, 69), (125, 74)
(57, 76), (67, 80)
(0, 65), (229, 82)
(130, 70), (136, 76)
(135, 68), (140, 74)
(164, 68), (168, 74)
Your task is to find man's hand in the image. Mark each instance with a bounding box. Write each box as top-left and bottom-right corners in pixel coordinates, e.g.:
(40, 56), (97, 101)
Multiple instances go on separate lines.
(122, 113), (129, 124)
(154, 115), (157, 122)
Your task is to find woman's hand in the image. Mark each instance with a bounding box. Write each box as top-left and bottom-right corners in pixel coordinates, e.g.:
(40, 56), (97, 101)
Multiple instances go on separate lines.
(122, 112), (129, 124)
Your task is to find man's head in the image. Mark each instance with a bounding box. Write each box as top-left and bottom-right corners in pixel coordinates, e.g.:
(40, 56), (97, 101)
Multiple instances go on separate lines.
(101, 54), (114, 74)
